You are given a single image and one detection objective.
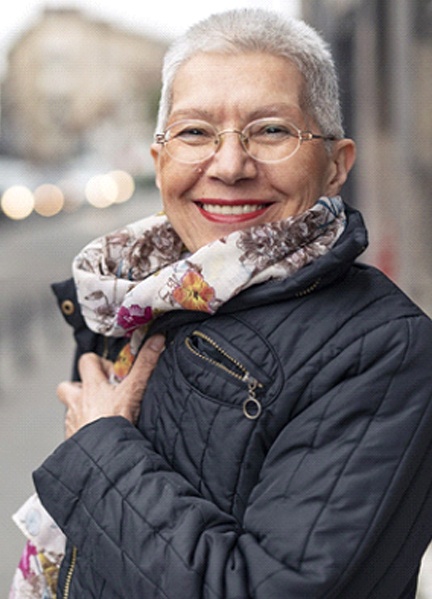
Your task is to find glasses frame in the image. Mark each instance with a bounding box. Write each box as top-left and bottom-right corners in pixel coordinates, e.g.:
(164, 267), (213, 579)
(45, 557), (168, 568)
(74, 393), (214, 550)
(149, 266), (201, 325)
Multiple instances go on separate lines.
(154, 118), (338, 165)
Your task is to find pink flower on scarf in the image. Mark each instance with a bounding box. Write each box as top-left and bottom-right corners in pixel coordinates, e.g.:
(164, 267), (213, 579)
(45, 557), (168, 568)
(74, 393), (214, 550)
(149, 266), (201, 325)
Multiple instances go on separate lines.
(117, 304), (153, 331)
(18, 541), (37, 577)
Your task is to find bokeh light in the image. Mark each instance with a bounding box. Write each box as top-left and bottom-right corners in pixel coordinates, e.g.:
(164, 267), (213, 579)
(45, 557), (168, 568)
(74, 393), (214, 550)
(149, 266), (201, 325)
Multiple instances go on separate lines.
(1, 185), (35, 220)
(85, 173), (118, 208)
(34, 183), (65, 217)
(109, 170), (135, 203)
(0, 169), (135, 219)
(84, 170), (135, 208)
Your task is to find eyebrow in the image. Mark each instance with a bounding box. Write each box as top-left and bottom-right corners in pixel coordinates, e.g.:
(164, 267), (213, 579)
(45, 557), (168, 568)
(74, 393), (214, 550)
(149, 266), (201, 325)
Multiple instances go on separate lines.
(248, 104), (303, 120)
(168, 103), (303, 123)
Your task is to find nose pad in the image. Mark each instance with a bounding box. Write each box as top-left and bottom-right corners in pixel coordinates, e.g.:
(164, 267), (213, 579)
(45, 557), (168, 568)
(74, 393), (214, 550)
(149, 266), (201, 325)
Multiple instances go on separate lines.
(215, 130), (247, 156)
(208, 130), (256, 182)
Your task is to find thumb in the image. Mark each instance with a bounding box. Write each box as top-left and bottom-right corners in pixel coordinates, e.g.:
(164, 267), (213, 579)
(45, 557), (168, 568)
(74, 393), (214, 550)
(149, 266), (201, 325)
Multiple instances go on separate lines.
(122, 334), (165, 393)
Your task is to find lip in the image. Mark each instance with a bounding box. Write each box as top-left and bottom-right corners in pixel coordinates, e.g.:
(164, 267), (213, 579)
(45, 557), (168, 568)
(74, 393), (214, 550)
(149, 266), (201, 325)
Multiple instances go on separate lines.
(195, 199), (273, 223)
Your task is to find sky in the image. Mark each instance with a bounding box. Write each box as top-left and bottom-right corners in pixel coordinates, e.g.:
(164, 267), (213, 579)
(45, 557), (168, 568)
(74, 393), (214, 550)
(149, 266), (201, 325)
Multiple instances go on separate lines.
(0, 0), (300, 70)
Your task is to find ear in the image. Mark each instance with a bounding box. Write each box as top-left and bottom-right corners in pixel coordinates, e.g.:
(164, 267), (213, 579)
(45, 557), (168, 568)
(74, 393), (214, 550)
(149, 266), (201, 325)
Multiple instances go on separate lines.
(151, 143), (162, 190)
(324, 138), (356, 196)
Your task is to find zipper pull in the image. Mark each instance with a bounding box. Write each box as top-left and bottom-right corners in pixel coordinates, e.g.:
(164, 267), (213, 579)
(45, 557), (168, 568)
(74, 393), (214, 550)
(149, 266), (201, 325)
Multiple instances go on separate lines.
(242, 373), (262, 420)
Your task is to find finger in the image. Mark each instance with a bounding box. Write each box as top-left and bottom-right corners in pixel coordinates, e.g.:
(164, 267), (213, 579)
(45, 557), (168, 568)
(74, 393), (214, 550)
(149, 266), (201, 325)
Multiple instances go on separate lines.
(122, 334), (165, 392)
(78, 352), (110, 385)
(57, 381), (82, 406)
(134, 334), (165, 372)
(99, 357), (115, 379)
(64, 412), (75, 440)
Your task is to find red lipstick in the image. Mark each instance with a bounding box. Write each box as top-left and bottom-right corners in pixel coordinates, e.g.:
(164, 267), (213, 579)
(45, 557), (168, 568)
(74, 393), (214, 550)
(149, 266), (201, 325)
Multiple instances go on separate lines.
(196, 199), (271, 223)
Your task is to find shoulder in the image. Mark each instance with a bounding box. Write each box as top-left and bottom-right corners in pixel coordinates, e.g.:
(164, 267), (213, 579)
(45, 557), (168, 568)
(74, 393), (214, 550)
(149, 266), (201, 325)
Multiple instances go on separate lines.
(220, 262), (432, 402)
(235, 260), (431, 342)
(328, 262), (432, 337)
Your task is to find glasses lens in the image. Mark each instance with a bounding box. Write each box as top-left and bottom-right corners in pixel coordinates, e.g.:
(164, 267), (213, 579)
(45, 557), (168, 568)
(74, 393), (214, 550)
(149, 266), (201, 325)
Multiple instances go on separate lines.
(244, 119), (301, 163)
(164, 120), (217, 163)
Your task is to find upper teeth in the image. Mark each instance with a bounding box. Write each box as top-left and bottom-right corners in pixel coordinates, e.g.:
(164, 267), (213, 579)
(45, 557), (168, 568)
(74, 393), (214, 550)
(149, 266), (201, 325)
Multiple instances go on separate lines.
(201, 203), (265, 215)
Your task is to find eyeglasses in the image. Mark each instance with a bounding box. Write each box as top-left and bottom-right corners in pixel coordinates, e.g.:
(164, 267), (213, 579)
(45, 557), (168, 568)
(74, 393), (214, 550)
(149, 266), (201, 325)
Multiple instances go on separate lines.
(154, 118), (337, 165)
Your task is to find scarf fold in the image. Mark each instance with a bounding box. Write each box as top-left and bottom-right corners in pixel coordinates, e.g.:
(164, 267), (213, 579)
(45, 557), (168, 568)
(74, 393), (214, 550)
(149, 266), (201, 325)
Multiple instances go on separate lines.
(73, 196), (346, 352)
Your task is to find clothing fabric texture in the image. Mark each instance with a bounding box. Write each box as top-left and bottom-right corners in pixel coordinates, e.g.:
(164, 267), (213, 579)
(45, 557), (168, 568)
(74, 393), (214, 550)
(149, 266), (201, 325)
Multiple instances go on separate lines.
(71, 195), (346, 350)
(34, 202), (432, 598)
(12, 197), (346, 599)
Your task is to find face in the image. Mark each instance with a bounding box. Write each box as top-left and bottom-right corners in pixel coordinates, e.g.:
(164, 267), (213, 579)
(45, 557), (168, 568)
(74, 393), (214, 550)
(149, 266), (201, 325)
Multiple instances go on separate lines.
(151, 52), (355, 253)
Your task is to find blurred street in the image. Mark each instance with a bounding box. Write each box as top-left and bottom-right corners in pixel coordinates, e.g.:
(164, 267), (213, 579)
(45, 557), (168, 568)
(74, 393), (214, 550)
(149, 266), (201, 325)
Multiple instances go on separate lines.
(0, 186), (162, 596)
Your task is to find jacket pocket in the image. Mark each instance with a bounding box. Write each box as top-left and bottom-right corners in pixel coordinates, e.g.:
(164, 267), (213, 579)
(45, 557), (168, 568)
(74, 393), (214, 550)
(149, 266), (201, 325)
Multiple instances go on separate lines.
(185, 330), (265, 418)
(177, 318), (282, 418)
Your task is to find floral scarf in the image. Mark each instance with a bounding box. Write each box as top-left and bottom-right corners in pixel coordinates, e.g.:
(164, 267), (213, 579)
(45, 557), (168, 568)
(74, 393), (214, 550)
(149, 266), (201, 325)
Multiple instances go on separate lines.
(73, 196), (346, 359)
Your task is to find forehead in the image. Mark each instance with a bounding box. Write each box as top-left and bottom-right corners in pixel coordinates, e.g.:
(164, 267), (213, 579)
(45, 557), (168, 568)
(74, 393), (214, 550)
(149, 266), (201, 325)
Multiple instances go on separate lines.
(169, 52), (305, 122)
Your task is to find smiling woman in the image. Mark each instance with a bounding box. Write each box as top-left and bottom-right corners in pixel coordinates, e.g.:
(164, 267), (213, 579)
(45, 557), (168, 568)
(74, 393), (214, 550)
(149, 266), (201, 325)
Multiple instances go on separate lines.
(151, 51), (354, 251)
(11, 8), (432, 599)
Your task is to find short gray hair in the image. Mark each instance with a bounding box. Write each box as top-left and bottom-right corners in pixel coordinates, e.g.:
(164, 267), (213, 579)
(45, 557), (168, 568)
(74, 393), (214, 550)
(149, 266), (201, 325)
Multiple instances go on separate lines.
(155, 9), (344, 139)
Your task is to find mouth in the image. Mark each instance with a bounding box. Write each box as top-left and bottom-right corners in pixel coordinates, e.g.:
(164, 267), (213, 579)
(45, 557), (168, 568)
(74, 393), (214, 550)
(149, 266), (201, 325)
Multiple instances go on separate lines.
(196, 199), (272, 223)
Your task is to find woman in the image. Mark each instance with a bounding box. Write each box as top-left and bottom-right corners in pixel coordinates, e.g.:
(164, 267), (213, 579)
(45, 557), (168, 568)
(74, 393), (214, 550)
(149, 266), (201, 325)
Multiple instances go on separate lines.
(22, 8), (432, 599)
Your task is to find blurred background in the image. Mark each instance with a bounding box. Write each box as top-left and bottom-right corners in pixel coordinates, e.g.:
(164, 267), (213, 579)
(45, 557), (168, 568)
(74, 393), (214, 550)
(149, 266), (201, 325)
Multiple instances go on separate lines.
(1, 0), (431, 596)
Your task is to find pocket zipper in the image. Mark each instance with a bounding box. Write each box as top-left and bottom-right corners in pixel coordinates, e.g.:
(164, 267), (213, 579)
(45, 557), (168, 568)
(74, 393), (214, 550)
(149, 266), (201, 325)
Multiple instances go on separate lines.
(185, 330), (263, 419)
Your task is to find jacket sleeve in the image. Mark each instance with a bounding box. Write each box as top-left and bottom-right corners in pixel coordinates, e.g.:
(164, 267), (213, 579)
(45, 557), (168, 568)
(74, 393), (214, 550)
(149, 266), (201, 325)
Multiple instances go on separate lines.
(33, 314), (432, 599)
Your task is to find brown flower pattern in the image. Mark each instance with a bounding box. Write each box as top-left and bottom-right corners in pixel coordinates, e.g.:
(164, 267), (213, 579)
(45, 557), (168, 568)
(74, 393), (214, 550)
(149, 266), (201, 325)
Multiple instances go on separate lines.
(236, 206), (342, 277)
(73, 198), (346, 338)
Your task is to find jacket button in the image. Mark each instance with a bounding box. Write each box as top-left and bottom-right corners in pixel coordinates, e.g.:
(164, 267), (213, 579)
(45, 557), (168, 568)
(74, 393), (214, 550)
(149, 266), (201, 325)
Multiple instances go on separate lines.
(61, 299), (75, 316)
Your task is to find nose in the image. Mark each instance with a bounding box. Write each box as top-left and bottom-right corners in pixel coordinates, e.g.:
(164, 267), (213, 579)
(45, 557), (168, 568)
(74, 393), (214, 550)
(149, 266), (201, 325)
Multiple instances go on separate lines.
(206, 130), (257, 184)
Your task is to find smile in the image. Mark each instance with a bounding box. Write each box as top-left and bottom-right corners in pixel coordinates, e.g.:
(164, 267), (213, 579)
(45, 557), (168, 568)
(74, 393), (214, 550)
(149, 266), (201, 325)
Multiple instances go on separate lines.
(201, 203), (267, 215)
(196, 200), (272, 223)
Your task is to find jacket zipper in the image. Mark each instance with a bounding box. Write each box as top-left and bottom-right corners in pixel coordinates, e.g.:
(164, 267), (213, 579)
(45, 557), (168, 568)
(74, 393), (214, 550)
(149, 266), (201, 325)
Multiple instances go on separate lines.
(185, 330), (263, 419)
(102, 336), (110, 359)
(62, 546), (77, 599)
(295, 278), (321, 298)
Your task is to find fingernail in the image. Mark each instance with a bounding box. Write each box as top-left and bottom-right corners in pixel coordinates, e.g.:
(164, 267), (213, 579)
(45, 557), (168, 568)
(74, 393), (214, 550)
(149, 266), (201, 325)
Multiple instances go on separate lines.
(148, 335), (165, 352)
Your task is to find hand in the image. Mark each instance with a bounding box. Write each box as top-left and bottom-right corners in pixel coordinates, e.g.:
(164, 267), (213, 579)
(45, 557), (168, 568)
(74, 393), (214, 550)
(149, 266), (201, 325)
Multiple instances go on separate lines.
(57, 334), (165, 439)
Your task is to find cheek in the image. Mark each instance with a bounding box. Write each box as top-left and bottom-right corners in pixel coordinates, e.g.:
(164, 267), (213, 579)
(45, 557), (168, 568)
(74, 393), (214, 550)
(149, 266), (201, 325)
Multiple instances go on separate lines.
(276, 152), (331, 193)
(268, 161), (311, 193)
(158, 158), (199, 199)
(159, 169), (201, 226)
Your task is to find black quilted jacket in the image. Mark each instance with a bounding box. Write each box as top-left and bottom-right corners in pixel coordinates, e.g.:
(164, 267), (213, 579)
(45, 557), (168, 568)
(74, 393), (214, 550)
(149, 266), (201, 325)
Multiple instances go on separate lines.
(35, 205), (432, 598)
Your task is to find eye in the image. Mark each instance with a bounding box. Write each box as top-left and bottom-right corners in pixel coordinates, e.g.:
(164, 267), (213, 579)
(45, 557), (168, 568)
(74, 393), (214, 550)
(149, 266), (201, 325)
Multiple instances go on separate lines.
(177, 127), (206, 137)
(170, 122), (214, 144)
(249, 121), (297, 142)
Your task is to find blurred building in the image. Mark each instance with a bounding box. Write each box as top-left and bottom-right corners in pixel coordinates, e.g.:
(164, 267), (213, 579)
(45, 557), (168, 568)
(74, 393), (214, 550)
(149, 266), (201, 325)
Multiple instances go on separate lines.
(301, 0), (432, 317)
(0, 8), (168, 169)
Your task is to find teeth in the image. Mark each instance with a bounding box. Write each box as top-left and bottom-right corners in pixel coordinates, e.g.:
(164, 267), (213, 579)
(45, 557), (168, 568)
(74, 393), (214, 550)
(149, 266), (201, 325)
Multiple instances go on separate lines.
(201, 203), (265, 215)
